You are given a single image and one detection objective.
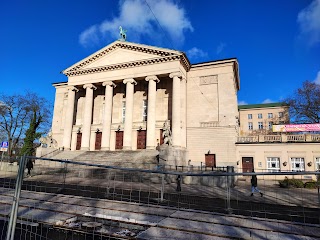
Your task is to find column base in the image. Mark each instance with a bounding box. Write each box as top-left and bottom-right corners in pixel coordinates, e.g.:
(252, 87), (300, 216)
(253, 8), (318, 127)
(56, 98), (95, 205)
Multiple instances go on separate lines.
(122, 146), (132, 150)
(80, 147), (90, 151)
(100, 147), (110, 151)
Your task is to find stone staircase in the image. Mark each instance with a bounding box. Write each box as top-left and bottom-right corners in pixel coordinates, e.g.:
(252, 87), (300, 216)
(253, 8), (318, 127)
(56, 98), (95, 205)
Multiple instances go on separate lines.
(42, 150), (160, 183)
(49, 150), (159, 168)
(50, 150), (87, 161)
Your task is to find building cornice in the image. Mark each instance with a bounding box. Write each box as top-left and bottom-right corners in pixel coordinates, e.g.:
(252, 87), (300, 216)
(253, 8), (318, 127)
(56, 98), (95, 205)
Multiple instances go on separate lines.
(63, 41), (191, 77)
(64, 55), (186, 77)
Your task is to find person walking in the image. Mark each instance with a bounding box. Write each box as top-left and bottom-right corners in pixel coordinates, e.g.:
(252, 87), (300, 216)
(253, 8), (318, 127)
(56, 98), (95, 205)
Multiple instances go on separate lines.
(251, 170), (263, 197)
(26, 159), (34, 177)
(176, 175), (181, 192)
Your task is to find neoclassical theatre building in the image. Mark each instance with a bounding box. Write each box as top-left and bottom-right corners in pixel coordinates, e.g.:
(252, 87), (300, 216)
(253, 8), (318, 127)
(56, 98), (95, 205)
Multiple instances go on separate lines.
(51, 40), (240, 166)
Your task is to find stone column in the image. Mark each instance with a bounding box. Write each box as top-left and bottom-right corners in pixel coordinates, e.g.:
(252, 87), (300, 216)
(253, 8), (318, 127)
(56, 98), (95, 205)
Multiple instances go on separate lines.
(81, 83), (97, 150)
(145, 75), (160, 149)
(123, 78), (137, 150)
(63, 86), (78, 150)
(169, 72), (182, 147)
(101, 81), (116, 150)
(181, 77), (187, 148)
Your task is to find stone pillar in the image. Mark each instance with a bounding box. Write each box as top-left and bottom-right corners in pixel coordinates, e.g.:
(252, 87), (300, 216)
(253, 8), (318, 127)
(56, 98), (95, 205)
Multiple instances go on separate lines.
(181, 77), (187, 148)
(123, 78), (137, 150)
(63, 86), (78, 150)
(101, 81), (116, 150)
(145, 75), (160, 149)
(81, 83), (97, 150)
(169, 72), (182, 148)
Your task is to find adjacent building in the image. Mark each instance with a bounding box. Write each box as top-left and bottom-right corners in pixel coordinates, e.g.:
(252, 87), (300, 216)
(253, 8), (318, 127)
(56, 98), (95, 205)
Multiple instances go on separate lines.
(238, 103), (289, 136)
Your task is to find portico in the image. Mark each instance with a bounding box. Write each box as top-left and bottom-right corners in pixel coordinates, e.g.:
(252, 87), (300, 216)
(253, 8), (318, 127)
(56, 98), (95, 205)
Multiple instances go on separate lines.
(61, 72), (184, 151)
(52, 40), (189, 151)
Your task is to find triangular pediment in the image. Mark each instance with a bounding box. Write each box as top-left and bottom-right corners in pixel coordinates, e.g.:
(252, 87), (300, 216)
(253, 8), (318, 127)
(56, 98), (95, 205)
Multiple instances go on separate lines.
(84, 48), (160, 69)
(62, 41), (190, 76)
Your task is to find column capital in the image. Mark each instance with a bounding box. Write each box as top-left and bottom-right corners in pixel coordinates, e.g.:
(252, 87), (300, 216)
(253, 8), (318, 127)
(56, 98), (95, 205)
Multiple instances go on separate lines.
(145, 75), (160, 83)
(102, 81), (117, 88)
(83, 83), (97, 90)
(181, 77), (187, 83)
(123, 78), (137, 85)
(67, 86), (79, 92)
(169, 71), (182, 79)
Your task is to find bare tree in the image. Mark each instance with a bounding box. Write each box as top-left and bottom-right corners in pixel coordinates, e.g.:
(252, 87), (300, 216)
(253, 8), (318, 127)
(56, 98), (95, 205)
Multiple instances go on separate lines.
(285, 81), (320, 123)
(0, 92), (51, 156)
(20, 92), (51, 156)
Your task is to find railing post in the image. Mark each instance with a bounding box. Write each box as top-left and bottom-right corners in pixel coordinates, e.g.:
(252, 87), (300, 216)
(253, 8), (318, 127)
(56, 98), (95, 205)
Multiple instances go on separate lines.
(6, 155), (27, 240)
(160, 173), (165, 202)
(226, 166), (234, 214)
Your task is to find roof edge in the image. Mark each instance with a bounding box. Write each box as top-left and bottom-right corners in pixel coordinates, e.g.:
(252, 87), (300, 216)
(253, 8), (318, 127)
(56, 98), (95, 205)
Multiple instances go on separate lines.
(238, 102), (289, 109)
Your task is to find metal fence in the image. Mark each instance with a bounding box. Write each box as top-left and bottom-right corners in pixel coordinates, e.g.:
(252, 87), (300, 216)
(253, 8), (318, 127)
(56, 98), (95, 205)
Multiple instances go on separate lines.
(0, 156), (319, 239)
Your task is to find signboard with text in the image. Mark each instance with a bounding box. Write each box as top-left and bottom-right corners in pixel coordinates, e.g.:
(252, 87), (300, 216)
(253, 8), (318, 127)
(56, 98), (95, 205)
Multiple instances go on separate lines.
(273, 123), (320, 133)
(1, 141), (9, 152)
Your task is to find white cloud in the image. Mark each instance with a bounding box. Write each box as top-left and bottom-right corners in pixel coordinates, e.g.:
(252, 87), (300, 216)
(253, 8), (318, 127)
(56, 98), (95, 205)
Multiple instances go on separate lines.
(314, 70), (320, 84)
(238, 100), (248, 105)
(262, 99), (274, 104)
(79, 0), (193, 47)
(186, 47), (208, 60)
(297, 0), (320, 46)
(79, 25), (100, 47)
(216, 42), (226, 55)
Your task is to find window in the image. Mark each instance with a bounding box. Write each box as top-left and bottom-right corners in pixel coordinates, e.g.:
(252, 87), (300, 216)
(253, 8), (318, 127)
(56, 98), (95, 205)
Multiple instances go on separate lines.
(142, 99), (147, 121)
(258, 122), (263, 129)
(267, 157), (280, 172)
(248, 122), (253, 130)
(248, 114), (252, 119)
(268, 122), (273, 130)
(122, 101), (126, 123)
(258, 113), (263, 119)
(279, 112), (284, 118)
(268, 113), (273, 119)
(316, 157), (320, 171)
(291, 157), (305, 171)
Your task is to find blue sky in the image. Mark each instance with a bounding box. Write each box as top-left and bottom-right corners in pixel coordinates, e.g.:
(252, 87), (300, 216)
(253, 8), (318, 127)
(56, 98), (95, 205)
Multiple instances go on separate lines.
(0, 0), (319, 107)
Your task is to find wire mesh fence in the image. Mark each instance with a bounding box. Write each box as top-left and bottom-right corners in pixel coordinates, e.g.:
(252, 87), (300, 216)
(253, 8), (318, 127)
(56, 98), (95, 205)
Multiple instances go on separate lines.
(0, 156), (319, 239)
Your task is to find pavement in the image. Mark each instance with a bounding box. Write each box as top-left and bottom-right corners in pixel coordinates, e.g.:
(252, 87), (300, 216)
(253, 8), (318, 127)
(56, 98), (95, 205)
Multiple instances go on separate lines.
(0, 164), (319, 239)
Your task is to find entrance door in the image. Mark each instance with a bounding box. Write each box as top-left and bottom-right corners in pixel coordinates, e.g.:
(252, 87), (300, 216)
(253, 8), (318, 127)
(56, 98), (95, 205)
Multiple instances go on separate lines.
(76, 133), (82, 150)
(95, 132), (102, 150)
(137, 130), (146, 149)
(205, 154), (216, 167)
(242, 157), (254, 173)
(115, 131), (123, 150)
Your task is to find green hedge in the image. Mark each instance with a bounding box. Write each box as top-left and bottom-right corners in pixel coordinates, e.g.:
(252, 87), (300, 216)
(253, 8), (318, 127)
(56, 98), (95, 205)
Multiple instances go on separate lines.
(279, 178), (319, 189)
(279, 178), (304, 188)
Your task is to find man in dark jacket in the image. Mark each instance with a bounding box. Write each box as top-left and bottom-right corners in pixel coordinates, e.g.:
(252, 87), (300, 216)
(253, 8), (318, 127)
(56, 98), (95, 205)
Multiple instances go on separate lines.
(26, 159), (33, 177)
(251, 170), (263, 197)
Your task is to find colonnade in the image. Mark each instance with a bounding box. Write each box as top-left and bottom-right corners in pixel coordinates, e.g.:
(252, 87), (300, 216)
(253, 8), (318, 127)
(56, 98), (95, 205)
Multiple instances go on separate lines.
(63, 71), (186, 151)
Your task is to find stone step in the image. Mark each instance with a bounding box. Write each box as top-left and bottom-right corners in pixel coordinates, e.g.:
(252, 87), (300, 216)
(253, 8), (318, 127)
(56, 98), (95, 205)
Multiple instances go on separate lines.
(47, 150), (158, 167)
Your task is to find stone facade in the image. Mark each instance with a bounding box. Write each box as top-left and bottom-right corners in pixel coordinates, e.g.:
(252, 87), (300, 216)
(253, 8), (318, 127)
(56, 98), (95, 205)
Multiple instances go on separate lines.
(236, 142), (320, 179)
(51, 41), (240, 166)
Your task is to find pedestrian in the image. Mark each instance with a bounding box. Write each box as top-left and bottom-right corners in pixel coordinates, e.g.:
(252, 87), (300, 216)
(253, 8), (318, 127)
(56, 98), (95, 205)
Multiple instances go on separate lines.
(251, 170), (263, 197)
(26, 159), (33, 177)
(176, 175), (181, 192)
